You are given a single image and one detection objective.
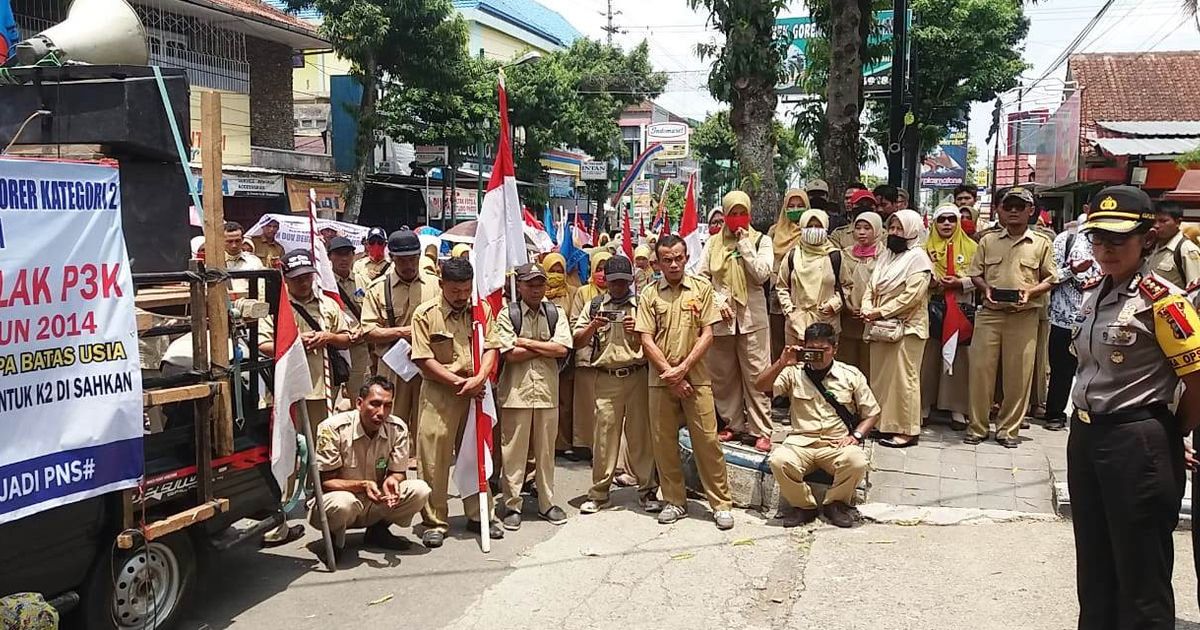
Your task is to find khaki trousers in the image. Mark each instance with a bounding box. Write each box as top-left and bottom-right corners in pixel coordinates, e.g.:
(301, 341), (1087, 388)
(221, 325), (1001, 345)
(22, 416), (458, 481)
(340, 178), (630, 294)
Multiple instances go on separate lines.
(571, 367), (597, 448)
(589, 368), (657, 501)
(919, 336), (970, 416)
(346, 343), (370, 406)
(386, 374), (423, 461)
(649, 385), (732, 511)
(1030, 311), (1050, 411)
(769, 312), (786, 363)
(555, 367), (575, 450)
(311, 480), (431, 548)
(837, 316), (870, 381)
(710, 329), (773, 438)
(871, 335), (925, 437)
(968, 308), (1040, 441)
(417, 390), (488, 532)
(768, 443), (867, 509)
(500, 407), (557, 514)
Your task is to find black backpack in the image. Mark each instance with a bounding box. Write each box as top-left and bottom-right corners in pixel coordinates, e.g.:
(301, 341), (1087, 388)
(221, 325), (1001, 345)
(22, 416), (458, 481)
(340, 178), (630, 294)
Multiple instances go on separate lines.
(506, 300), (568, 372)
(781, 247), (844, 303)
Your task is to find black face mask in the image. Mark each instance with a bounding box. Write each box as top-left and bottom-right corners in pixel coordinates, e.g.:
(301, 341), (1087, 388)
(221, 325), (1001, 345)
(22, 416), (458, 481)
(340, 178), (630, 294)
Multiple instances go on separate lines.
(886, 234), (909, 253)
(804, 364), (832, 383)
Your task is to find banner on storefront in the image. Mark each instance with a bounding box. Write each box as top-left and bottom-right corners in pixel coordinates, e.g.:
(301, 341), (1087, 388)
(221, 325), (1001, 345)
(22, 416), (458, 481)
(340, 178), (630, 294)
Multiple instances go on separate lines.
(197, 173), (285, 198)
(245, 213), (370, 254)
(0, 158), (143, 525)
(286, 178), (346, 215)
(424, 188), (479, 221)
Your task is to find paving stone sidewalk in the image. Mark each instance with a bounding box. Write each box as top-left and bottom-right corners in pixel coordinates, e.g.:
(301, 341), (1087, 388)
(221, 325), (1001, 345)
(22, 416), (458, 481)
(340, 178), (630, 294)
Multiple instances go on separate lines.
(867, 416), (1069, 514)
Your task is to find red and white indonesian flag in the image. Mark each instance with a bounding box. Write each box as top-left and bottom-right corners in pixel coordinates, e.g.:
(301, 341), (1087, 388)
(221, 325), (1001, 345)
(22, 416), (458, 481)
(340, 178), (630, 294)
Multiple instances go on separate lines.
(453, 70), (528, 499)
(941, 241), (973, 374)
(307, 189), (342, 307)
(270, 283), (315, 494)
(681, 172), (703, 273)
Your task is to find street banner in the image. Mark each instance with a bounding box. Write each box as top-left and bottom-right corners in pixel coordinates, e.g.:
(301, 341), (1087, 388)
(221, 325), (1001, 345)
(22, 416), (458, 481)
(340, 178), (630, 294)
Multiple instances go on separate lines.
(285, 178), (345, 215)
(245, 213), (370, 255)
(920, 130), (968, 189)
(0, 158), (143, 525)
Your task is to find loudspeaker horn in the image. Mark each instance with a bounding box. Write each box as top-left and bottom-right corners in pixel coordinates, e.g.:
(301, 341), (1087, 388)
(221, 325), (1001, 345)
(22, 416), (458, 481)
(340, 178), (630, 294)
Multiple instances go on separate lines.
(16, 0), (148, 66)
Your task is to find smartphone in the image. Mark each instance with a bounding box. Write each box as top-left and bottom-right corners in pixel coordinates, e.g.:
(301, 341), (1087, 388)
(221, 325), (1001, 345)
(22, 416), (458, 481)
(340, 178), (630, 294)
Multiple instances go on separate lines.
(800, 348), (825, 363)
(599, 310), (621, 322)
(991, 288), (1022, 303)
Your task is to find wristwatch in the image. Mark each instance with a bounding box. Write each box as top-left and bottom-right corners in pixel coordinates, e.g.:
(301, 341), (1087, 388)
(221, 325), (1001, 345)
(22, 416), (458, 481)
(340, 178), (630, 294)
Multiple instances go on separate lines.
(852, 430), (865, 442)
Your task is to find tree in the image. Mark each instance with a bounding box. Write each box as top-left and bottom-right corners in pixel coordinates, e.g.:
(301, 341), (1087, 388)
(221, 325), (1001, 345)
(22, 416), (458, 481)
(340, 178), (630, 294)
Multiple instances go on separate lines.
(288, 0), (469, 221)
(693, 110), (807, 213)
(822, 0), (872, 206)
(690, 0), (793, 228)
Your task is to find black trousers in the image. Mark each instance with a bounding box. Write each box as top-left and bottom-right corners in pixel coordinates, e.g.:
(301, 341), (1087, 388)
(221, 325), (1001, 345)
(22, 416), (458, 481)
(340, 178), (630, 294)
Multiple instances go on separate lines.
(1068, 412), (1184, 630)
(1046, 325), (1077, 420)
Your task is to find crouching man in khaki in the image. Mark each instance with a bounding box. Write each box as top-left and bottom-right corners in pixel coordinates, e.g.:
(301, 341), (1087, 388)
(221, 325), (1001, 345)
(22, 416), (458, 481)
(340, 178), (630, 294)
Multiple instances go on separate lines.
(755, 322), (879, 528)
(312, 376), (432, 554)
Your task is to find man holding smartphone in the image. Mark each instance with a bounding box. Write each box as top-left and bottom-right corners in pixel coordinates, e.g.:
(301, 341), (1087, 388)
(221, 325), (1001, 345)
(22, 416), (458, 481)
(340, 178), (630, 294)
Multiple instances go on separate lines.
(755, 323), (879, 527)
(965, 187), (1057, 448)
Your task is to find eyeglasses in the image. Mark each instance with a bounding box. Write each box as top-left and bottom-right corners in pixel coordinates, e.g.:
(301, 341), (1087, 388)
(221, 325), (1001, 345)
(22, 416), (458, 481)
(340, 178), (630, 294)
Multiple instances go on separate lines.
(1086, 232), (1133, 248)
(935, 216), (958, 223)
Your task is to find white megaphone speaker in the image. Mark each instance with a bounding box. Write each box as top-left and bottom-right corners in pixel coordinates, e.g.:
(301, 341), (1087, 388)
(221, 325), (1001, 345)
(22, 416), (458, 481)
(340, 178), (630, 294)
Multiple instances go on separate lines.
(15, 0), (149, 66)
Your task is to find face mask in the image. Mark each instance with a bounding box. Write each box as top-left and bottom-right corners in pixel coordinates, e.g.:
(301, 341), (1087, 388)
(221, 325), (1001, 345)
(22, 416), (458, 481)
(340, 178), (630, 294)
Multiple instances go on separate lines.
(593, 270), (607, 289)
(886, 234), (909, 253)
(786, 209), (804, 222)
(652, 271), (663, 281)
(709, 224), (722, 235)
(725, 215), (751, 232)
(366, 243), (386, 260)
(961, 218), (977, 236)
(802, 227), (827, 245)
(547, 272), (566, 288)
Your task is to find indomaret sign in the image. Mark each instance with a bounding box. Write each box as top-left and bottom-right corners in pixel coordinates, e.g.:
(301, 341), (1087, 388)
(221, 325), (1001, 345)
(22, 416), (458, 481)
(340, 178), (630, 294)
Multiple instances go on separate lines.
(0, 158), (143, 525)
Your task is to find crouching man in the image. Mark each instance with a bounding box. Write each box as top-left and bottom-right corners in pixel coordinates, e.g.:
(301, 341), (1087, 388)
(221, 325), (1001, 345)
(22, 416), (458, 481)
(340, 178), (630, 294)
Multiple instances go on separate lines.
(312, 376), (432, 553)
(754, 323), (879, 528)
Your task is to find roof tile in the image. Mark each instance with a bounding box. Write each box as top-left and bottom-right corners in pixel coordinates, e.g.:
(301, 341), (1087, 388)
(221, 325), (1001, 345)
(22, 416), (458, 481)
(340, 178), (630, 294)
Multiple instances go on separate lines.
(1068, 51), (1200, 124)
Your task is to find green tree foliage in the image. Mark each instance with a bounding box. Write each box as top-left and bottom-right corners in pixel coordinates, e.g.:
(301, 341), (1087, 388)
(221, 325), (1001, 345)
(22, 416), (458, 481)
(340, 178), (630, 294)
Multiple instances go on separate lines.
(286, 0), (468, 221)
(692, 110), (806, 211)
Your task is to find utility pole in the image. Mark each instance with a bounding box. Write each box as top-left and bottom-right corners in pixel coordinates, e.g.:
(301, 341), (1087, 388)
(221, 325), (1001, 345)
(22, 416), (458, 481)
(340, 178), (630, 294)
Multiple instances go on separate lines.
(600, 0), (623, 45)
(886, 0), (908, 187)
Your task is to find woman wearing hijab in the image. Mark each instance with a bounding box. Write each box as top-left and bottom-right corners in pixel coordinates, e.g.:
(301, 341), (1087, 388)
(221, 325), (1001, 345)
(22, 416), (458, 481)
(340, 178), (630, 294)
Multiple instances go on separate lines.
(863, 209), (932, 448)
(920, 205), (976, 431)
(565, 248), (613, 460)
(768, 189), (810, 362)
(708, 208), (725, 235)
(542, 252), (581, 456)
(701, 190), (776, 451)
(775, 208), (841, 346)
(837, 211), (883, 379)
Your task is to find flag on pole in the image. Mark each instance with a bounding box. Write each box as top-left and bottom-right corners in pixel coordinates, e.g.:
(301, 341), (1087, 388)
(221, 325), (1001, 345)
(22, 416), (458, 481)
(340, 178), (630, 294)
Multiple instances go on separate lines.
(523, 207), (554, 253)
(560, 208), (590, 283)
(543, 203), (557, 246)
(574, 215), (592, 246)
(941, 241), (973, 374)
(270, 283), (315, 494)
(0, 0), (18, 65)
(639, 212), (646, 240)
(308, 189), (342, 308)
(453, 69), (526, 508)
(680, 173), (703, 273)
(621, 204), (634, 261)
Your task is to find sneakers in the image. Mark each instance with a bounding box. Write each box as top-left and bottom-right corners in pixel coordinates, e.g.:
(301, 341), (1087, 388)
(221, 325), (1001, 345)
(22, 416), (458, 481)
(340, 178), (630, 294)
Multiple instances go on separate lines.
(421, 530), (445, 548)
(466, 519), (505, 539)
(363, 524), (412, 550)
(657, 504), (688, 524)
(539, 506), (568, 525)
(713, 510), (735, 530)
(502, 511), (522, 531)
(754, 436), (772, 453)
(579, 499), (610, 514)
(823, 501), (859, 528)
(639, 493), (664, 513)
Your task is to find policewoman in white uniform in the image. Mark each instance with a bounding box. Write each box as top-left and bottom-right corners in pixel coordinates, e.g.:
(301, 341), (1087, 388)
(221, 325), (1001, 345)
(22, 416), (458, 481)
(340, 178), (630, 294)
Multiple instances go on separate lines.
(1068, 186), (1200, 630)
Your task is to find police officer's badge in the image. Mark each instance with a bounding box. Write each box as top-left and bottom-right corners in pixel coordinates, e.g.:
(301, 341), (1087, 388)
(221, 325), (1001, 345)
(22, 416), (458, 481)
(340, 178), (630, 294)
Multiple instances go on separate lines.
(1110, 351), (1125, 364)
(1098, 195), (1119, 211)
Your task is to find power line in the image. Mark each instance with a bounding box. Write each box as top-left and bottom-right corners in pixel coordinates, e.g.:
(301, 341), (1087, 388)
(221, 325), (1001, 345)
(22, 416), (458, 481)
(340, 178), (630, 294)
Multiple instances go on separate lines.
(600, 0), (626, 45)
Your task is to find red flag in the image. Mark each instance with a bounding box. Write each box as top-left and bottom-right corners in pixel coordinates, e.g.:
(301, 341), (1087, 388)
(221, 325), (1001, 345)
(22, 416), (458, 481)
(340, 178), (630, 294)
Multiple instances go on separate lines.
(622, 205), (634, 260)
(639, 212), (646, 239)
(270, 283), (314, 494)
(680, 173), (702, 272)
(941, 241), (973, 374)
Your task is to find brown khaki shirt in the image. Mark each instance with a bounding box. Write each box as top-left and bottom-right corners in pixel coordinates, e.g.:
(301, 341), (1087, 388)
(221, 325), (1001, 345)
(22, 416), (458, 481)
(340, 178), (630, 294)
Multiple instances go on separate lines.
(258, 292), (347, 400)
(251, 237), (284, 269)
(353, 257), (391, 290)
(496, 300), (572, 409)
(1148, 231), (1200, 289)
(410, 297), (499, 378)
(699, 232), (774, 336)
(773, 361), (880, 447)
(634, 274), (721, 387)
(573, 295), (644, 370)
(315, 410), (410, 482)
(967, 228), (1056, 311)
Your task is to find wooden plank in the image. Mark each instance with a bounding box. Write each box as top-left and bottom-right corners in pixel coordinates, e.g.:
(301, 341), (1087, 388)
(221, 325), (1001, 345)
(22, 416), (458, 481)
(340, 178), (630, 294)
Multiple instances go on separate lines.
(134, 287), (192, 309)
(201, 91), (234, 457)
(136, 311), (155, 332)
(143, 383), (213, 407)
(116, 498), (230, 549)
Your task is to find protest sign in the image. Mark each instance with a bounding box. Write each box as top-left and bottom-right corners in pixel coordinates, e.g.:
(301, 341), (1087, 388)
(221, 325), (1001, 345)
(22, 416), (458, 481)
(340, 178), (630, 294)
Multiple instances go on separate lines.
(245, 213), (370, 254)
(0, 158), (143, 525)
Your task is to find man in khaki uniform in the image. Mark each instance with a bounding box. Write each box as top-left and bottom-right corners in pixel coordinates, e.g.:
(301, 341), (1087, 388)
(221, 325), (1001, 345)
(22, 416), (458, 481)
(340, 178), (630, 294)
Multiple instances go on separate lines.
(756, 323), (879, 528)
(312, 377), (432, 553)
(495, 263), (573, 530)
(361, 229), (440, 443)
(258, 249), (352, 433)
(1149, 201), (1200, 288)
(250, 217), (284, 269)
(574, 256), (660, 514)
(699, 191), (776, 452)
(966, 187), (1057, 447)
(409, 257), (503, 547)
(328, 236), (369, 404)
(636, 234), (735, 530)
(353, 227), (392, 288)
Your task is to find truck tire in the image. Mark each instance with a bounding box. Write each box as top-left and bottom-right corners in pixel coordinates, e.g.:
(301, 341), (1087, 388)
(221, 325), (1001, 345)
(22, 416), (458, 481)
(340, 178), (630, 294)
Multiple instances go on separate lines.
(80, 531), (197, 630)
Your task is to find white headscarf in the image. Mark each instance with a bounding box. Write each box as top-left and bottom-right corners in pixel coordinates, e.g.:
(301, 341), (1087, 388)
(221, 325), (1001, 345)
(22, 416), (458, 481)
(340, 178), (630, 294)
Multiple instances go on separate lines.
(870, 209), (932, 294)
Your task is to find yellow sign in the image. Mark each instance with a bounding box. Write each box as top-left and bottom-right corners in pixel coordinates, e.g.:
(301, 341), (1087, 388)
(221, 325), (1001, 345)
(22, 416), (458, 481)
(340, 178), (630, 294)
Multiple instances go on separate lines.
(286, 178), (347, 215)
(188, 90), (251, 166)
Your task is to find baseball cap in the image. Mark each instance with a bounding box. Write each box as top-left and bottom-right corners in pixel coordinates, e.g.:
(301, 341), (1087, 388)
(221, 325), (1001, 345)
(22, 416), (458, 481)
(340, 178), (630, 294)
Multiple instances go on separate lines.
(1001, 186), (1035, 206)
(1082, 186), (1155, 234)
(605, 256), (635, 282)
(387, 229), (421, 256)
(806, 179), (830, 194)
(515, 262), (548, 282)
(280, 249), (317, 278)
(328, 236), (355, 252)
(365, 227), (388, 243)
(849, 189), (877, 206)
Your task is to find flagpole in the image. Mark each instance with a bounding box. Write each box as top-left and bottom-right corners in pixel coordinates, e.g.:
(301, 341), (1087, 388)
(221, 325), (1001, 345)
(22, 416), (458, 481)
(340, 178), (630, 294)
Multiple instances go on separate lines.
(296, 401), (338, 571)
